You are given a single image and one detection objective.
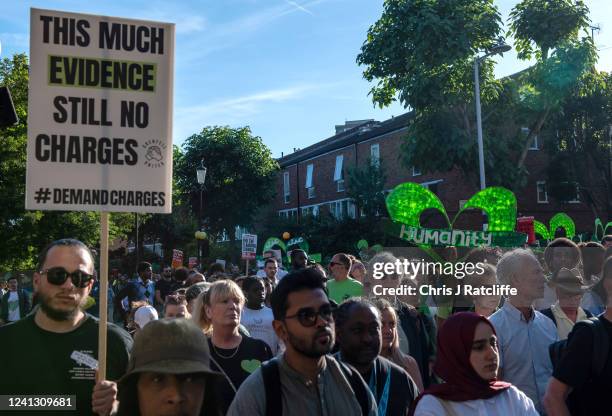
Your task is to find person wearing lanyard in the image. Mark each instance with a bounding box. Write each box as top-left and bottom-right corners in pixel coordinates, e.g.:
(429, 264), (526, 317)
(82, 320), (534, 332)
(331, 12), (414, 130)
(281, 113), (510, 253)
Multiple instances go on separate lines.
(335, 298), (419, 416)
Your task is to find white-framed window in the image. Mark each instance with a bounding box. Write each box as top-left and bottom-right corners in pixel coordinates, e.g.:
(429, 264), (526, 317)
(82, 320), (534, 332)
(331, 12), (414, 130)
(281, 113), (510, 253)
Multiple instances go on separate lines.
(305, 164), (313, 188)
(522, 127), (539, 150)
(307, 187), (316, 199)
(537, 181), (548, 203)
(567, 183), (581, 203)
(347, 201), (356, 219)
(283, 172), (290, 204)
(334, 155), (345, 192)
(334, 155), (344, 181)
(279, 209), (298, 220)
(459, 200), (467, 210)
(370, 143), (380, 166)
(301, 205), (319, 217)
(412, 166), (422, 176)
(305, 163), (314, 198)
(337, 179), (345, 192)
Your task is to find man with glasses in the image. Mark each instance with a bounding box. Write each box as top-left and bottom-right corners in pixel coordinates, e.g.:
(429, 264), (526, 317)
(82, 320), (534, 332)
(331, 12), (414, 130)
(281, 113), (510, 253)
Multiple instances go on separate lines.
(227, 268), (377, 415)
(0, 238), (132, 415)
(327, 253), (364, 304)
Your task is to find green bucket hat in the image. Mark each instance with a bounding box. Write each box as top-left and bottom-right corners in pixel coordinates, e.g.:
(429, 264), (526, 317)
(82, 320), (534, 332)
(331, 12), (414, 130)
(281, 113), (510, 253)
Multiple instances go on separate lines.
(118, 318), (222, 387)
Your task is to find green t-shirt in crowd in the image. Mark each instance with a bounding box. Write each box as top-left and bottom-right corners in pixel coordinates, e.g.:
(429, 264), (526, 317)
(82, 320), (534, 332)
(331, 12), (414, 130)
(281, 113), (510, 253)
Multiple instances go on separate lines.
(0, 313), (132, 415)
(327, 278), (364, 304)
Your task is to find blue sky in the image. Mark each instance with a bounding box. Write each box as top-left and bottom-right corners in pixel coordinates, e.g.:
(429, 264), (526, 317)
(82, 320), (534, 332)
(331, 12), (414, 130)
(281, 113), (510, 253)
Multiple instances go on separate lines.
(1, 0), (611, 158)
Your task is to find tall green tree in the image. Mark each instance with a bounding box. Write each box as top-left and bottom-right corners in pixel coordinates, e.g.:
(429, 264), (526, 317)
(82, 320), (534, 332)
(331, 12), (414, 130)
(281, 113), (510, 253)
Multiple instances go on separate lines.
(545, 70), (612, 218)
(357, 0), (596, 190)
(175, 126), (279, 240)
(346, 158), (388, 218)
(139, 146), (198, 264)
(0, 54), (134, 271)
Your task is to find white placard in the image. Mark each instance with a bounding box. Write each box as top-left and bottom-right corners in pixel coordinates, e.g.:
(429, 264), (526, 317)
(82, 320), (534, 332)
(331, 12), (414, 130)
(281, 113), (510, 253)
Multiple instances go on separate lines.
(26, 8), (175, 213)
(241, 234), (257, 260)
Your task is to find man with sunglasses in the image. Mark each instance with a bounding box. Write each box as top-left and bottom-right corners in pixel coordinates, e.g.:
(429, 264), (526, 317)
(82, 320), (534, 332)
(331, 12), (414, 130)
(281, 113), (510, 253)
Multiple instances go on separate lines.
(327, 253), (364, 304)
(0, 238), (132, 415)
(227, 267), (377, 416)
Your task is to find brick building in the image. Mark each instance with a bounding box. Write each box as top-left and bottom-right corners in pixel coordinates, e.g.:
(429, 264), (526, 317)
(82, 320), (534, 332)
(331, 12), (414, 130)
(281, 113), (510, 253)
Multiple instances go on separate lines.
(274, 112), (607, 235)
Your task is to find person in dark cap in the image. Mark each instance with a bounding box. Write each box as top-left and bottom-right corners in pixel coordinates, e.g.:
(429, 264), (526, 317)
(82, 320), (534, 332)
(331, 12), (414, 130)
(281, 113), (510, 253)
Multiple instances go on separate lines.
(117, 318), (224, 416)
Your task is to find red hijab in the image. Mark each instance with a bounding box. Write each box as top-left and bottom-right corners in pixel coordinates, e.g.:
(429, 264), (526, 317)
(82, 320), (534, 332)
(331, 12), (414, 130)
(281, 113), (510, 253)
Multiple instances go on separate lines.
(408, 312), (511, 415)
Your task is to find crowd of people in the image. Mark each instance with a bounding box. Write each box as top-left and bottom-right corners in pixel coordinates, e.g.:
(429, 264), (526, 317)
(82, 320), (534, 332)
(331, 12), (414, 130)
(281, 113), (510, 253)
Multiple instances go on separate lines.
(0, 235), (611, 415)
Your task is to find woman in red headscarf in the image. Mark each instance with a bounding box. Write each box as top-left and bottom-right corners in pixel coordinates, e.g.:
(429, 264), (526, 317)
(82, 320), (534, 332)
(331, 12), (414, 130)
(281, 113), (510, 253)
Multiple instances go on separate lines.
(410, 312), (538, 415)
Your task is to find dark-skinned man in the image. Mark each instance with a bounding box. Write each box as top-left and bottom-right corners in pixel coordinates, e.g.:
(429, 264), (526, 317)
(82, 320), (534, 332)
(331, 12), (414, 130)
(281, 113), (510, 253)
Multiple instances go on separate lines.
(335, 298), (419, 416)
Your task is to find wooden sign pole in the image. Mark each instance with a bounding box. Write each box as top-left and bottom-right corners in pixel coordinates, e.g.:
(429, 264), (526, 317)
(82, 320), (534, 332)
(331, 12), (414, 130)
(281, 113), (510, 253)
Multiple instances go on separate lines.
(97, 212), (109, 381)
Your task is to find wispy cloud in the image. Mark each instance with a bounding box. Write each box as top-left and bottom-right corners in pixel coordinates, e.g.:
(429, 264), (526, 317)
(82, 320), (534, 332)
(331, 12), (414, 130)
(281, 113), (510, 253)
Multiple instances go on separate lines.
(173, 83), (323, 140)
(284, 0), (315, 16)
(178, 0), (328, 60)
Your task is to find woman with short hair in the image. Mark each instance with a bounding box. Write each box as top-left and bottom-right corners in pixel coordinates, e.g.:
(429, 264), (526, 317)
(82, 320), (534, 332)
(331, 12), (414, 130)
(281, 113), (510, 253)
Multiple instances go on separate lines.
(204, 280), (272, 414)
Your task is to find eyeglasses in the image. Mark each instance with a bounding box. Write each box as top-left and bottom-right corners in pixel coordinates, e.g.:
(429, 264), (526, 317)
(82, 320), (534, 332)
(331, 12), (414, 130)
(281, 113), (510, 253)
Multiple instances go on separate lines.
(39, 267), (94, 288)
(284, 305), (334, 327)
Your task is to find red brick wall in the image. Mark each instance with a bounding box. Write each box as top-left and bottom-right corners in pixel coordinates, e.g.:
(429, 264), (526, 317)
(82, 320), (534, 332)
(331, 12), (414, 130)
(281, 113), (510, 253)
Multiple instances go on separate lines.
(275, 127), (608, 234)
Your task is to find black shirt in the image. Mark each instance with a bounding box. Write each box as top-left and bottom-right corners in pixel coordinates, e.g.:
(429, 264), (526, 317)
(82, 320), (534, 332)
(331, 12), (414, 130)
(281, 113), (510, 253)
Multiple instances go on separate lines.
(0, 313), (132, 415)
(553, 316), (612, 416)
(208, 335), (273, 414)
(341, 356), (419, 416)
(154, 278), (176, 303)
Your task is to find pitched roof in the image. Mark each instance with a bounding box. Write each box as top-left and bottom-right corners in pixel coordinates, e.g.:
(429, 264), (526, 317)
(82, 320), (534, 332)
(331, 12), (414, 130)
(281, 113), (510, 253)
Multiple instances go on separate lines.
(278, 111), (414, 167)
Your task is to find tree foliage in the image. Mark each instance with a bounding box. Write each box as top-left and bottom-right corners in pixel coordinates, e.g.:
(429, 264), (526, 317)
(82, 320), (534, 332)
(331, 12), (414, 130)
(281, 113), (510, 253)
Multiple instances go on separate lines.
(358, 0), (598, 191)
(545, 71), (612, 216)
(346, 158), (388, 218)
(175, 126), (279, 239)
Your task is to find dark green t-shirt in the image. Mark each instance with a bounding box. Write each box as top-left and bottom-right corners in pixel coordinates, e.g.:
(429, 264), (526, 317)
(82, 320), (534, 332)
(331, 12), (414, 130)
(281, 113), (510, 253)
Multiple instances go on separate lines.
(0, 313), (132, 415)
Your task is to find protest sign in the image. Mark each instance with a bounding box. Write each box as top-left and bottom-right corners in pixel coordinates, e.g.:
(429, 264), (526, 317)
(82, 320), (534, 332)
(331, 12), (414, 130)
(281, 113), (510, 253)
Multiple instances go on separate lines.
(26, 8), (175, 213)
(172, 249), (184, 269)
(188, 257), (198, 269)
(241, 234), (257, 260)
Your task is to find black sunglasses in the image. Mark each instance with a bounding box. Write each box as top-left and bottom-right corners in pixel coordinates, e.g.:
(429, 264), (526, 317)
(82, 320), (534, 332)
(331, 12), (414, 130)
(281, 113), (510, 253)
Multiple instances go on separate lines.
(284, 305), (334, 327)
(39, 267), (94, 288)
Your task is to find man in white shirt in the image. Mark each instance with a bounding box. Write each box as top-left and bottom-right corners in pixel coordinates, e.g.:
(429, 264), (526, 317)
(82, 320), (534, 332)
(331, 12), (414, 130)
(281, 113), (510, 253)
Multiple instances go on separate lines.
(256, 255), (287, 283)
(489, 248), (558, 414)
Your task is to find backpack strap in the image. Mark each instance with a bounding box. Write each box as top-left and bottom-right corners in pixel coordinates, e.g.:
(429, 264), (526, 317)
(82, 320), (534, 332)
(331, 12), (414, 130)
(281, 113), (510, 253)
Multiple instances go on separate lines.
(261, 359), (282, 416)
(338, 361), (370, 416)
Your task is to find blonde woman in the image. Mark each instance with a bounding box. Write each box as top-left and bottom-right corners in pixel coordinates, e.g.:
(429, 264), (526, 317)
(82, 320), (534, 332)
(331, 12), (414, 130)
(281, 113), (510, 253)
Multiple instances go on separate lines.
(203, 280), (272, 414)
(374, 298), (424, 391)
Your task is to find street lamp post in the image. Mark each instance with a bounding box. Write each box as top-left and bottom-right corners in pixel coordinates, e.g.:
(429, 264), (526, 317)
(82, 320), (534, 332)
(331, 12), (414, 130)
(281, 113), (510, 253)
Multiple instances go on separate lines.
(473, 42), (511, 190)
(196, 160), (207, 269)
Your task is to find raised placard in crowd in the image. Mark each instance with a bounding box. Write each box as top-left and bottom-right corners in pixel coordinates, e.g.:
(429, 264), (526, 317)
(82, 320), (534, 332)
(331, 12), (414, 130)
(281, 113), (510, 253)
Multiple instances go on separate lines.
(26, 8), (175, 213)
(242, 233), (257, 260)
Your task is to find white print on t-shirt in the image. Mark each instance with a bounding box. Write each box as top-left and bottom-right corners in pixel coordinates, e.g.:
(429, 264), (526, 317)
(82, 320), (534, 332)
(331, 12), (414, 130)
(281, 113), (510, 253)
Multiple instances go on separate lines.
(70, 350), (98, 381)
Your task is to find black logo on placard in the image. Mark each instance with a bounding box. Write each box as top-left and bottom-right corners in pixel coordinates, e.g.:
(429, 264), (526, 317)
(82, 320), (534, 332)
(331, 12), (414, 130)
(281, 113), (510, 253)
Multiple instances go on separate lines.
(142, 140), (167, 168)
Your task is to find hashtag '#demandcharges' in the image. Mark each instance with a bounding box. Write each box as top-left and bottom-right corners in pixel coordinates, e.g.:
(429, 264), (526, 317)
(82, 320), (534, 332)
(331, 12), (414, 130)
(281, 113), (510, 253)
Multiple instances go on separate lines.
(34, 188), (167, 207)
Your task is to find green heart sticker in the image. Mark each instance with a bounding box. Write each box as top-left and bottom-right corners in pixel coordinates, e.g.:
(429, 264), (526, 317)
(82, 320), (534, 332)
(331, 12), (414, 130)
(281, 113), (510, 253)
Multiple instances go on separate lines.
(240, 359), (262, 374)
